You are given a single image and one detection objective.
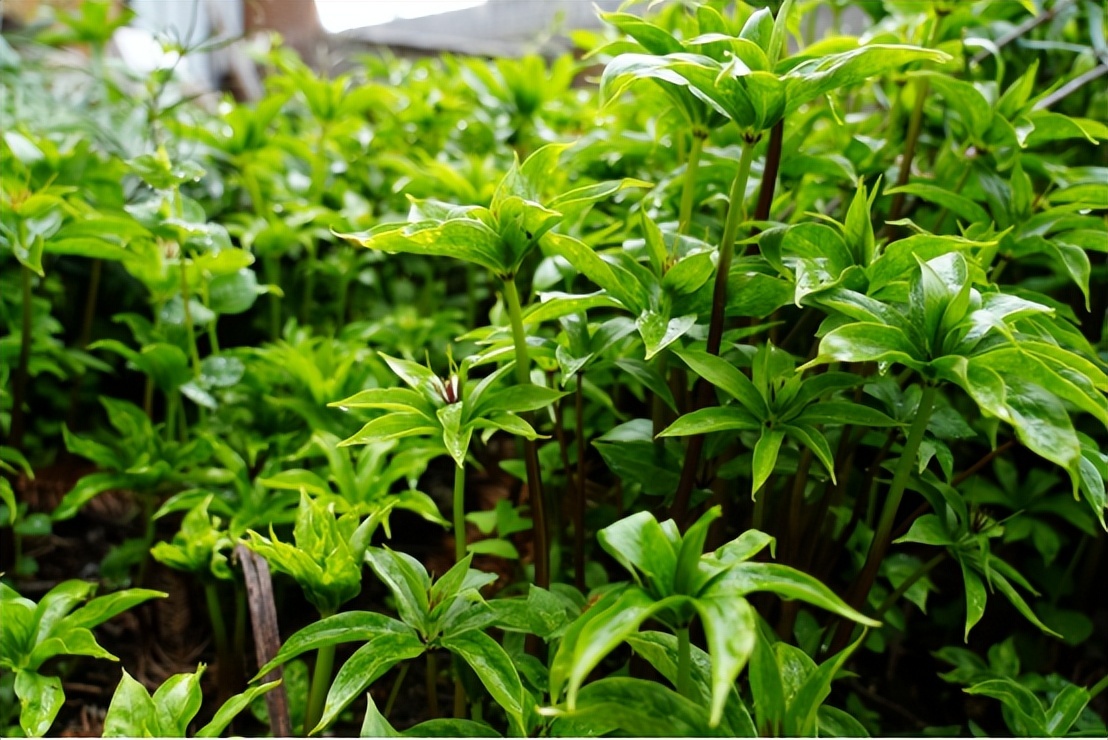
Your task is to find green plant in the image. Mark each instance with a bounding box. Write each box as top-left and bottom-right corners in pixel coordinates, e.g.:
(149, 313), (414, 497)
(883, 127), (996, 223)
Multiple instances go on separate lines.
(102, 665), (278, 738)
(252, 551), (529, 735)
(0, 579), (164, 736)
(550, 506), (878, 727)
(332, 353), (560, 565)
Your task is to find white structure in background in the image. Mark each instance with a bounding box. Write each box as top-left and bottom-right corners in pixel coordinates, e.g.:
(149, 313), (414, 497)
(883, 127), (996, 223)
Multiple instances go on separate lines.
(330, 0), (626, 57)
(315, 1), (489, 35)
(117, 0), (251, 93)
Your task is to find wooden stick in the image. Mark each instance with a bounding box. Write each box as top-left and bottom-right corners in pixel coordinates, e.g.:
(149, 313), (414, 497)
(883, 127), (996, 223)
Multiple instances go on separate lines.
(236, 544), (292, 738)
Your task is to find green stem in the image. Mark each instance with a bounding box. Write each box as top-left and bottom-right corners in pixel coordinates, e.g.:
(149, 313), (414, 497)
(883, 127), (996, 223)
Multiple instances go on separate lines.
(677, 133), (706, 235)
(426, 651), (440, 719)
(179, 260), (201, 376)
(887, 16), (943, 227)
(453, 462), (466, 564)
(305, 617), (337, 735)
(264, 257), (282, 341)
(204, 582), (230, 675)
(573, 373), (587, 592)
(1088, 673), (1108, 701)
(165, 393), (178, 445)
(454, 673), (466, 719)
(651, 351), (670, 440)
(831, 384), (937, 653)
(384, 662), (409, 719)
(300, 244), (316, 326)
(501, 277), (550, 589)
(676, 627), (692, 699)
(669, 137), (758, 527)
(874, 552), (945, 619)
(10, 265), (33, 449)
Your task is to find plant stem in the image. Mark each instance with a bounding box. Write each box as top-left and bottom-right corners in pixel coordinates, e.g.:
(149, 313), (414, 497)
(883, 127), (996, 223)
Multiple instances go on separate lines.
(670, 137), (757, 528)
(204, 582), (231, 685)
(426, 651), (440, 719)
(831, 384), (937, 653)
(887, 17), (943, 227)
(1089, 672), (1108, 701)
(305, 621), (337, 735)
(264, 257), (282, 341)
(573, 373), (587, 592)
(384, 662), (409, 719)
(454, 672), (466, 719)
(501, 277), (550, 589)
(10, 266), (33, 449)
(164, 393), (178, 445)
(874, 552), (945, 619)
(753, 119), (784, 224)
(453, 462), (466, 564)
(179, 260), (202, 376)
(67, 259), (104, 426)
(676, 626), (692, 699)
(677, 133), (706, 235)
(300, 244), (316, 326)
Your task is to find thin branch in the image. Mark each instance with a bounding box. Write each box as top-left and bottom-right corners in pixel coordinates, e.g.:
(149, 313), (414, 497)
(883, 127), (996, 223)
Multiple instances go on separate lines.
(972, 0), (1076, 65)
(1034, 63), (1108, 110)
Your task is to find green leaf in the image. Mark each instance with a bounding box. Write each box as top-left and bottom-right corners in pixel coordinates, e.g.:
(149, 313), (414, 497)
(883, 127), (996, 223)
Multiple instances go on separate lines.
(597, 512), (677, 595)
(60, 588), (165, 632)
(208, 268), (262, 315)
(359, 693), (402, 737)
(195, 680), (281, 738)
(474, 384), (565, 417)
(997, 377), (1082, 488)
(748, 626), (785, 735)
(805, 323), (922, 369)
(674, 506), (721, 595)
(151, 670), (205, 736)
(883, 183), (990, 224)
(637, 311), (697, 361)
(365, 548), (432, 635)
(444, 631), (528, 736)
(752, 429), (786, 497)
(1045, 684), (1090, 736)
(784, 46), (950, 114)
(674, 348), (767, 417)
(615, 359), (677, 414)
(785, 633), (864, 736)
(336, 218), (508, 275)
(964, 678), (1049, 736)
(103, 670), (160, 737)
(28, 626), (116, 670)
(52, 471), (134, 521)
(694, 594), (756, 727)
(714, 530), (776, 563)
(658, 406), (761, 437)
(340, 413), (441, 448)
(707, 563), (880, 627)
(315, 632), (426, 734)
(566, 677), (718, 737)
(626, 631), (757, 737)
(31, 580), (96, 642)
(403, 719), (500, 737)
(553, 587), (669, 709)
(15, 671), (64, 738)
(260, 469), (332, 497)
(255, 611), (414, 678)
